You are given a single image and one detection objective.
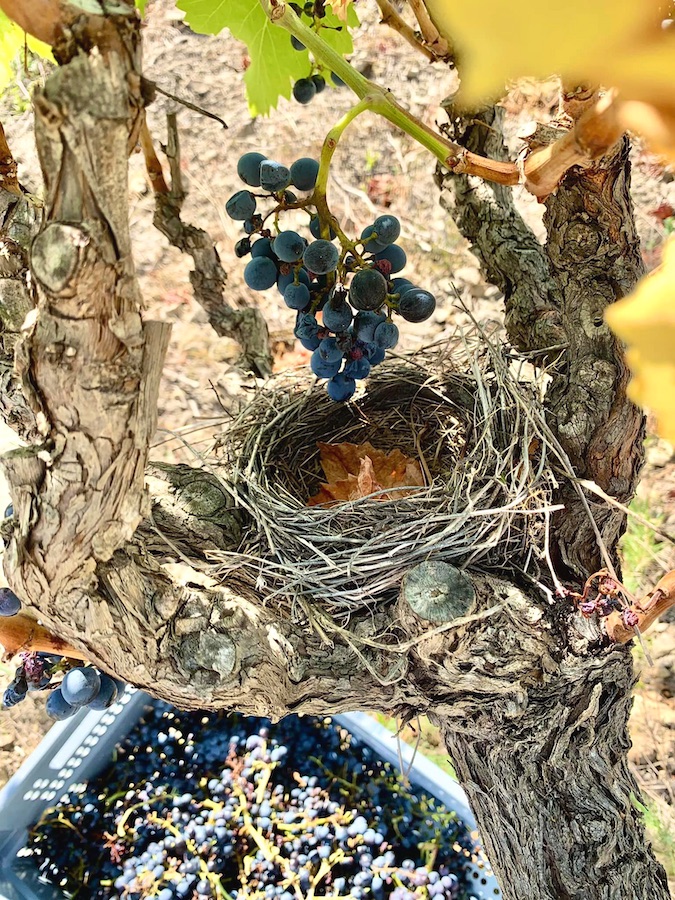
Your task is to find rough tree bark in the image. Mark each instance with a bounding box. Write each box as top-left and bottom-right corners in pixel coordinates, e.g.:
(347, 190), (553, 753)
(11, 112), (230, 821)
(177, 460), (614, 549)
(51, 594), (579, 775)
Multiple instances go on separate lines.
(0, 5), (670, 900)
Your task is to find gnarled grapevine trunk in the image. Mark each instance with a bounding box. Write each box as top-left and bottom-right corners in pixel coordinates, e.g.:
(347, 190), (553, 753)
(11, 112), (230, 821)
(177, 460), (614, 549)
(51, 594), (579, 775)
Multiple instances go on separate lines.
(0, 6), (670, 900)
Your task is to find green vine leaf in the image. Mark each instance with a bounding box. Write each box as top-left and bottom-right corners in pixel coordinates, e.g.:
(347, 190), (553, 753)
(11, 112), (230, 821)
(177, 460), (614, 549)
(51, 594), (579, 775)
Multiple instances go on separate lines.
(176, 0), (358, 116)
(0, 10), (53, 93)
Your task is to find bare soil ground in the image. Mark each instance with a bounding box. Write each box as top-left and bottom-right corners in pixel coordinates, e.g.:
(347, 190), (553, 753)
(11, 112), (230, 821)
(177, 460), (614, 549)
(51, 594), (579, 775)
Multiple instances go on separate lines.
(1, 0), (674, 884)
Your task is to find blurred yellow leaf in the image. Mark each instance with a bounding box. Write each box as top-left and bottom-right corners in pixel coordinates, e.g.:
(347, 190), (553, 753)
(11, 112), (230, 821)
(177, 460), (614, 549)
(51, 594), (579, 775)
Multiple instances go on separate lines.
(423, 0), (663, 103)
(605, 240), (675, 442)
(0, 10), (52, 92)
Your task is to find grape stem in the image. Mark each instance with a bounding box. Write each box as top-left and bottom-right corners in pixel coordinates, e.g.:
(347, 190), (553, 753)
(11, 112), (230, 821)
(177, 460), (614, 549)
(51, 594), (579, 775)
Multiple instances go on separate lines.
(258, 0), (626, 199)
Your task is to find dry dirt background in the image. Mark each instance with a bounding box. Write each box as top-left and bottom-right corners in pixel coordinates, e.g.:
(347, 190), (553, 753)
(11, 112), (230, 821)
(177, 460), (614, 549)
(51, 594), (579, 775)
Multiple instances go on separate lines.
(1, 0), (675, 882)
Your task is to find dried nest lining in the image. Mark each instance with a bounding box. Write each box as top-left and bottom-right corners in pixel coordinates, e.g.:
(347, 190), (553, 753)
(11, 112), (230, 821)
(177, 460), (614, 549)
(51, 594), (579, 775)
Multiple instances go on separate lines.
(211, 342), (558, 615)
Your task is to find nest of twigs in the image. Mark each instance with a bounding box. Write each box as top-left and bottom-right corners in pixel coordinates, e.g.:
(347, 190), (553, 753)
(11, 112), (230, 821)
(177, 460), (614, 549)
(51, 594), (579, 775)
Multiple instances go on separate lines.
(208, 337), (560, 619)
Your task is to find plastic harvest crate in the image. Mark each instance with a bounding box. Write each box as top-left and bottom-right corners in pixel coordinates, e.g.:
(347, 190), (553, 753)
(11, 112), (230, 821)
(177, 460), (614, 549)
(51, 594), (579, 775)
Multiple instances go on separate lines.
(0, 691), (502, 900)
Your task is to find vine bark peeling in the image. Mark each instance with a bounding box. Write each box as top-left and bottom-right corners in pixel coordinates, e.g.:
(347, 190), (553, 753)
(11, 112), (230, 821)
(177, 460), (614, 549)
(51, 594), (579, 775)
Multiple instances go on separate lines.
(0, 6), (669, 900)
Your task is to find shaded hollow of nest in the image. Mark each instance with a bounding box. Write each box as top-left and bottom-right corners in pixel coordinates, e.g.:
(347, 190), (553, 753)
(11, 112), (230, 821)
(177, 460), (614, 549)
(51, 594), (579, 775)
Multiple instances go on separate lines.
(209, 345), (558, 617)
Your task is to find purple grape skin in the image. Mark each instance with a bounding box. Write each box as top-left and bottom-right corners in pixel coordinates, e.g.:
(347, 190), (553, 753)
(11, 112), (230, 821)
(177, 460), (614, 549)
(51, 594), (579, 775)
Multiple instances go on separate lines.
(284, 282), (311, 311)
(374, 320), (399, 349)
(322, 299), (353, 332)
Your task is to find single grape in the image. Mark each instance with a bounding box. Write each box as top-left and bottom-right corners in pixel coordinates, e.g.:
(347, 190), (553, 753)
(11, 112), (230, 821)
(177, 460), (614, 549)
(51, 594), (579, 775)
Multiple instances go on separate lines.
(273, 230), (307, 263)
(303, 240), (339, 275)
(284, 282), (311, 310)
(291, 35), (306, 51)
(322, 298), (353, 332)
(349, 268), (387, 311)
(399, 288), (436, 322)
(244, 257), (278, 291)
(290, 157), (320, 192)
(61, 666), (101, 706)
(353, 310), (386, 342)
(225, 190), (256, 221)
(373, 214), (401, 245)
(327, 373), (356, 401)
(374, 320), (399, 349)
(294, 312), (320, 341)
(312, 74), (326, 93)
(251, 237), (276, 260)
(318, 337), (343, 363)
(363, 343), (386, 366)
(235, 238), (252, 258)
(260, 160), (292, 193)
(343, 357), (371, 380)
(299, 335), (321, 351)
(310, 349), (341, 379)
(283, 189), (298, 204)
(3, 686), (25, 709)
(293, 78), (316, 104)
(87, 674), (119, 710)
(277, 266), (311, 295)
(390, 276), (414, 296)
(4, 503), (13, 518)
(360, 224), (388, 253)
(309, 215), (336, 240)
(237, 151), (267, 187)
(331, 72), (346, 87)
(46, 688), (78, 720)
(0, 587), (21, 617)
(243, 213), (264, 234)
(375, 244), (406, 274)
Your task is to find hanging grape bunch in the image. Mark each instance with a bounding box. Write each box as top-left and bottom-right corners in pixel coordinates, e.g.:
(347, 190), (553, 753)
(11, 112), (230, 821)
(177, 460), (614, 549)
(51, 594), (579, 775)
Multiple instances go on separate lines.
(287, 0), (347, 104)
(227, 152), (436, 402)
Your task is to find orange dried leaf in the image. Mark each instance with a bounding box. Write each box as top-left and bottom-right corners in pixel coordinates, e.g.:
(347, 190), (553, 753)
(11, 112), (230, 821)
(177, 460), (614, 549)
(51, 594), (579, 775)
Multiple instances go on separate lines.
(307, 442), (425, 507)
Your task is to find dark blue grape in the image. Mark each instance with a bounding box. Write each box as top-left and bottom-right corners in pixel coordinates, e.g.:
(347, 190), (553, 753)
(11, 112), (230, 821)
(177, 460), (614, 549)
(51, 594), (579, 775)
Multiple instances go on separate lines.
(375, 244), (406, 274)
(390, 277), (414, 296)
(310, 349), (341, 378)
(243, 214), (264, 234)
(260, 161), (292, 193)
(309, 216), (336, 240)
(399, 288), (436, 322)
(226, 190), (256, 221)
(290, 158), (320, 192)
(290, 35), (306, 51)
(237, 152), (267, 187)
(327, 373), (356, 401)
(322, 298), (352, 332)
(374, 320), (399, 349)
(46, 688), (78, 720)
(373, 214), (401, 245)
(360, 224), (388, 253)
(87, 674), (119, 710)
(299, 335), (320, 351)
(343, 357), (371, 380)
(294, 312), (320, 341)
(0, 587), (21, 617)
(303, 240), (339, 275)
(349, 268), (387, 311)
(277, 267), (311, 295)
(353, 310), (386, 342)
(61, 666), (101, 706)
(273, 231), (306, 263)
(251, 238), (276, 260)
(293, 78), (317, 104)
(245, 257), (278, 291)
(318, 337), (343, 363)
(4, 503), (13, 518)
(284, 283), (311, 311)
(235, 238), (252, 258)
(331, 72), (346, 87)
(363, 343), (386, 366)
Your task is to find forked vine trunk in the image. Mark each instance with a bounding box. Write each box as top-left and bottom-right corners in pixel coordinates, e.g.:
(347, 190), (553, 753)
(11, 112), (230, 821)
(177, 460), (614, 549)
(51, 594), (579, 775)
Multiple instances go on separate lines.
(0, 6), (670, 900)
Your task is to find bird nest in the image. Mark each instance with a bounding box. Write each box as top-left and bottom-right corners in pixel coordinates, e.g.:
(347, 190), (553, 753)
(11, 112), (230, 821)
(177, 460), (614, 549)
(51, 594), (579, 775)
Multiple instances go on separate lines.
(207, 337), (560, 619)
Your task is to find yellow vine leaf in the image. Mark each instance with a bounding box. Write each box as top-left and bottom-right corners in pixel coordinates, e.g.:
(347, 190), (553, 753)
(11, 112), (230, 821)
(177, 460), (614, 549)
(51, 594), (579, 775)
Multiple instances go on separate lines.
(424, 0), (675, 159)
(605, 240), (675, 442)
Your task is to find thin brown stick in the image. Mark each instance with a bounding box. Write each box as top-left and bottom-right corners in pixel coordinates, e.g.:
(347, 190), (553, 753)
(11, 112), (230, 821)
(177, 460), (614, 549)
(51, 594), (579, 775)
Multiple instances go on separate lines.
(605, 570), (675, 643)
(0, 0), (62, 45)
(375, 0), (437, 62)
(407, 0), (450, 58)
(0, 612), (86, 660)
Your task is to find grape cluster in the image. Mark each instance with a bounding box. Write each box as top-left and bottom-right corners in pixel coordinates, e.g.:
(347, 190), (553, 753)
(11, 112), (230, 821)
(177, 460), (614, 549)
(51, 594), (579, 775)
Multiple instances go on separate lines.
(0, 556), (124, 716)
(227, 154), (437, 402)
(26, 705), (473, 900)
(287, 2), (345, 105)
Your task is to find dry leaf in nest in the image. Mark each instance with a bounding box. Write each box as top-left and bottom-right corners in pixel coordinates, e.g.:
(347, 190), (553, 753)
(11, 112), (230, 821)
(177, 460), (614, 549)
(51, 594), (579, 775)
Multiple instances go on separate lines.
(307, 441), (425, 507)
